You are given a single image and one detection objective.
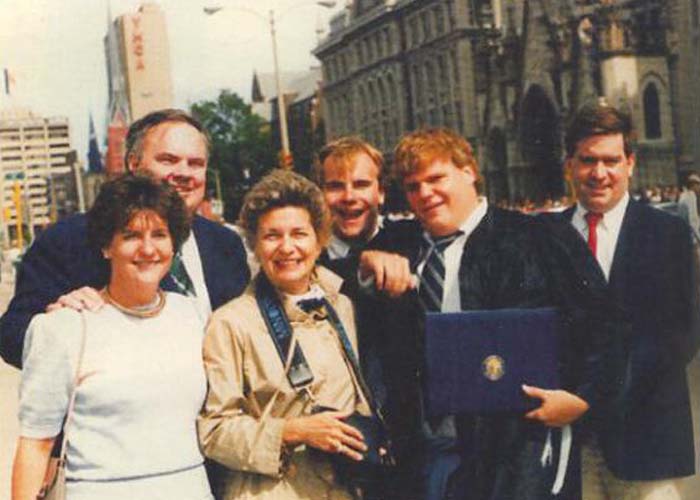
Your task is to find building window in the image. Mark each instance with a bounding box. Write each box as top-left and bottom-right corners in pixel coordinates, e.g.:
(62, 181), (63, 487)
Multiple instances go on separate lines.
(409, 16), (419, 47)
(446, 0), (456, 30)
(412, 64), (423, 110)
(375, 32), (383, 59)
(422, 11), (433, 41)
(434, 6), (445, 34)
(643, 83), (661, 139)
(450, 49), (460, 88)
(437, 54), (448, 89)
(365, 37), (373, 62)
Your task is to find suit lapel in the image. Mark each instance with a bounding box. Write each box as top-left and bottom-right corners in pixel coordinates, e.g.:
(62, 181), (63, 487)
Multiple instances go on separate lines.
(191, 216), (216, 306)
(562, 205), (608, 284)
(160, 216), (214, 306)
(608, 200), (639, 293)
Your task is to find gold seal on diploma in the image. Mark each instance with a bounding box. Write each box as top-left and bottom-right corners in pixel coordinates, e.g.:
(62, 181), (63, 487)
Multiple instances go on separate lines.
(482, 355), (505, 381)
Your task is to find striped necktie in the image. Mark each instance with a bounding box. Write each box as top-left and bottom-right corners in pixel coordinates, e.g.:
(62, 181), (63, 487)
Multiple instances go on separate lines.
(170, 251), (196, 297)
(418, 231), (463, 312)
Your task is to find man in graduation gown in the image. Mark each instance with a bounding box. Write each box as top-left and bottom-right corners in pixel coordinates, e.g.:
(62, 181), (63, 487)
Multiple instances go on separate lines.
(358, 128), (617, 500)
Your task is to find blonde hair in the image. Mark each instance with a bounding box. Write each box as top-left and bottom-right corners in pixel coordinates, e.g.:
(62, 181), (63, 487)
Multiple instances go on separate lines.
(314, 136), (385, 187)
(393, 128), (482, 189)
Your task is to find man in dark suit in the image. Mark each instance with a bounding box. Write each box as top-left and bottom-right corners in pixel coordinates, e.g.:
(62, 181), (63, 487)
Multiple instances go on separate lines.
(359, 128), (615, 500)
(561, 102), (699, 499)
(0, 109), (250, 368)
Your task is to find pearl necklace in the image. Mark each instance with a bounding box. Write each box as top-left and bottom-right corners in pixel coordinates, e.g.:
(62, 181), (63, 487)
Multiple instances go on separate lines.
(102, 288), (166, 318)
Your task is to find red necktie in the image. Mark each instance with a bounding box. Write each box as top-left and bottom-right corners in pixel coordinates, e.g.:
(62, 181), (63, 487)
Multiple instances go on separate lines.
(584, 212), (603, 257)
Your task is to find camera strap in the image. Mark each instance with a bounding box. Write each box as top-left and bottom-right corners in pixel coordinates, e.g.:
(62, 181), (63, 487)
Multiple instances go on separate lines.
(256, 274), (314, 390)
(255, 273), (386, 422)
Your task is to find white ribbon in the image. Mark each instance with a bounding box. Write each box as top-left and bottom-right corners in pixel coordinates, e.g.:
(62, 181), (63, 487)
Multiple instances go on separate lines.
(539, 424), (572, 495)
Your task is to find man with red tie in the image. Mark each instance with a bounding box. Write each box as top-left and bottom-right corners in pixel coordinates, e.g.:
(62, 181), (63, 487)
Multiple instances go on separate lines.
(563, 102), (700, 499)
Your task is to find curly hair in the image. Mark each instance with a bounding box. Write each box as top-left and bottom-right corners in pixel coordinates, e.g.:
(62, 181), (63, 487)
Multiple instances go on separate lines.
(87, 173), (191, 253)
(393, 127), (482, 189)
(238, 169), (331, 249)
(313, 136), (385, 187)
(124, 109), (210, 168)
(565, 102), (635, 158)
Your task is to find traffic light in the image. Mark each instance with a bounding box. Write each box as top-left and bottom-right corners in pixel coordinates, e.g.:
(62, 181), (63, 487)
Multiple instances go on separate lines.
(12, 181), (23, 249)
(278, 150), (294, 170)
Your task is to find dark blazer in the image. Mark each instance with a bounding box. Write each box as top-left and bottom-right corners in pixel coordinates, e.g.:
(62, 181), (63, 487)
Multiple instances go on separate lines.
(562, 199), (700, 480)
(0, 214), (250, 368)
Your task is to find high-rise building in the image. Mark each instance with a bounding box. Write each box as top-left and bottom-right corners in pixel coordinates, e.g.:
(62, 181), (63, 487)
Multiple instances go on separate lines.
(0, 109), (81, 244)
(104, 2), (173, 174)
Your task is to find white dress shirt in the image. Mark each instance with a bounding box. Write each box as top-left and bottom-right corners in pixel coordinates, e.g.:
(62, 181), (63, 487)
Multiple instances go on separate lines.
(180, 233), (212, 320)
(571, 192), (629, 281)
(326, 216), (384, 260)
(417, 198), (488, 312)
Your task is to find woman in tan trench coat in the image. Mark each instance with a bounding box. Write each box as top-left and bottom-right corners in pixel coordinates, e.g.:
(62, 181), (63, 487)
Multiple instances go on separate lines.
(198, 170), (372, 500)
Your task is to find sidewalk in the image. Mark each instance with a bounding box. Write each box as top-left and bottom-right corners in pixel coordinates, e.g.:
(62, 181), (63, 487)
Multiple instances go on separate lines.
(0, 257), (20, 500)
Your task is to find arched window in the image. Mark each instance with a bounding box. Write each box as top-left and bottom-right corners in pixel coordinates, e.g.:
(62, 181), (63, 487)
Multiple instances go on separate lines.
(358, 85), (369, 138)
(643, 83), (661, 139)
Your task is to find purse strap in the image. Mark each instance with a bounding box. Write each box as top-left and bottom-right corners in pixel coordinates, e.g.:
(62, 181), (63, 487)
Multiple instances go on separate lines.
(56, 312), (88, 465)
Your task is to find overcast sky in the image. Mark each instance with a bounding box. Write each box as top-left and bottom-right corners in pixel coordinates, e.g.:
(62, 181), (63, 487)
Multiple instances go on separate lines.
(0, 0), (344, 165)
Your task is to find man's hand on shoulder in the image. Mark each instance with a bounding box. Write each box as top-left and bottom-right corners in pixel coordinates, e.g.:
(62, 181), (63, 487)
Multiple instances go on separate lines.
(358, 250), (415, 298)
(46, 287), (104, 313)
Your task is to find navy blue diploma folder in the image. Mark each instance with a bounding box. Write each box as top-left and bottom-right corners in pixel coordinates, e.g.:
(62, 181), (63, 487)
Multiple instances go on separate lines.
(424, 308), (561, 416)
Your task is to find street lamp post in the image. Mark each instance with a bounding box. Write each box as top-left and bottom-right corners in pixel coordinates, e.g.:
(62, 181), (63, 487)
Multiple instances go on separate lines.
(268, 10), (290, 166)
(204, 1), (336, 169)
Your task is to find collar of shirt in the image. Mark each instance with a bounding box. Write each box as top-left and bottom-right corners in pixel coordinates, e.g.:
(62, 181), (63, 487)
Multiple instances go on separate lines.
(285, 284), (325, 304)
(326, 215), (384, 260)
(572, 192), (629, 280)
(572, 191), (629, 238)
(418, 197), (489, 313)
(420, 197), (488, 251)
(179, 232), (212, 320)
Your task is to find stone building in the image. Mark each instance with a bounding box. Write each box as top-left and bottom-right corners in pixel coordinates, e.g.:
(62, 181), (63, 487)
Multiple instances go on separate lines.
(315, 0), (698, 204)
(672, 0), (700, 176)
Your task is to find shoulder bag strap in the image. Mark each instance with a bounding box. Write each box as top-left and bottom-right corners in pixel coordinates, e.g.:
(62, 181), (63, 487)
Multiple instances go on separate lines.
(56, 312), (88, 465)
(320, 298), (386, 423)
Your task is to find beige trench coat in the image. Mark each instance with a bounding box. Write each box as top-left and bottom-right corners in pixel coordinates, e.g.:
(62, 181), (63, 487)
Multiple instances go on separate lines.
(198, 267), (370, 500)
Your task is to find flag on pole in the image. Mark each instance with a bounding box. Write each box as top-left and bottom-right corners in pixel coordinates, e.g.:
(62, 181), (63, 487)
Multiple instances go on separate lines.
(88, 114), (103, 173)
(4, 68), (16, 95)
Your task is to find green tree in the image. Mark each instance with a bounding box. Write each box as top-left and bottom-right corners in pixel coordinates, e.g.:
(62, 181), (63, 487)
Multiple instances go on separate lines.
(191, 90), (275, 221)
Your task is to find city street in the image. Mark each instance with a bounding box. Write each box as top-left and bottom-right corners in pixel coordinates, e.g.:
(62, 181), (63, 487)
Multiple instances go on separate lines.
(0, 254), (698, 499)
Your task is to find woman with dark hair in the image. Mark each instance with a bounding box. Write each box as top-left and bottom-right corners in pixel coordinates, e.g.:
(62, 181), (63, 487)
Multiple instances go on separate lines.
(198, 170), (381, 499)
(12, 174), (213, 500)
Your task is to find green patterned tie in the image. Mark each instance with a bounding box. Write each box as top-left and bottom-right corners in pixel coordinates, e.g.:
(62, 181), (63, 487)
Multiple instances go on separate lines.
(170, 251), (196, 297)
